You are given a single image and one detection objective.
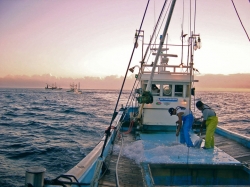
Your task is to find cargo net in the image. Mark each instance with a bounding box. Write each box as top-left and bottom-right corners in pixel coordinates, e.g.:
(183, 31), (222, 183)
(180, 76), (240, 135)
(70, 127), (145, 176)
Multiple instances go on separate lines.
(136, 91), (153, 104)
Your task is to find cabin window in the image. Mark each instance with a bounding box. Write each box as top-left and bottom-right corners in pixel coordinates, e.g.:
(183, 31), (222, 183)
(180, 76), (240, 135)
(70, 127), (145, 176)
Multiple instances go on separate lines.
(163, 84), (172, 96)
(142, 83), (160, 96)
(174, 85), (183, 97)
(151, 84), (160, 96)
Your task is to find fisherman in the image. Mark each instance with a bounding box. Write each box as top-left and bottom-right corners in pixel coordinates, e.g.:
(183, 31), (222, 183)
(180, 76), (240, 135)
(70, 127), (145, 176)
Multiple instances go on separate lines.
(168, 106), (194, 147)
(196, 101), (218, 149)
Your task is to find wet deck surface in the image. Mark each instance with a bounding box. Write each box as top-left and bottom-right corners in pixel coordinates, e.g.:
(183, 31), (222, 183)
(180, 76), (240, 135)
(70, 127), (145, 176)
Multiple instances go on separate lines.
(214, 133), (250, 168)
(98, 132), (144, 187)
(98, 132), (250, 187)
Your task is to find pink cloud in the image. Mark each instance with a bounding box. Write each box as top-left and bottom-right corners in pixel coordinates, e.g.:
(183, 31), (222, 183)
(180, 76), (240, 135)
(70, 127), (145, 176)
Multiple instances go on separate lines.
(1, 74), (250, 92)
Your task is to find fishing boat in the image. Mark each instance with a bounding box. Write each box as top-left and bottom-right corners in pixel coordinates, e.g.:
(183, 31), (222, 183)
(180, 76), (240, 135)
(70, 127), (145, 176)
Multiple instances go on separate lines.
(45, 83), (62, 90)
(25, 0), (250, 186)
(66, 83), (83, 94)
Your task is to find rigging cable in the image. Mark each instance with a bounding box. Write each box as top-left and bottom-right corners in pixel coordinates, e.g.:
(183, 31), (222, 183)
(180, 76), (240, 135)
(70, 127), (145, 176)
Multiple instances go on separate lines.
(141, 0), (168, 67)
(99, 0), (151, 158)
(231, 0), (250, 42)
(151, 1), (171, 52)
(154, 0), (156, 37)
(193, 0), (197, 34)
(143, 0), (171, 74)
(180, 0), (185, 65)
(189, 0), (192, 38)
(125, 78), (139, 108)
(192, 0), (198, 112)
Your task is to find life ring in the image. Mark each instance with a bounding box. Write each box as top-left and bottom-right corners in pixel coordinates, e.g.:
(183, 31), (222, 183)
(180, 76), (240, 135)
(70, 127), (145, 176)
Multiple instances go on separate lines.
(163, 85), (172, 96)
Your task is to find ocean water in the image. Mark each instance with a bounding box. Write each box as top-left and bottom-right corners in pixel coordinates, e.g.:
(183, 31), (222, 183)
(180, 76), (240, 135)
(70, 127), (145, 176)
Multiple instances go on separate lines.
(0, 88), (249, 187)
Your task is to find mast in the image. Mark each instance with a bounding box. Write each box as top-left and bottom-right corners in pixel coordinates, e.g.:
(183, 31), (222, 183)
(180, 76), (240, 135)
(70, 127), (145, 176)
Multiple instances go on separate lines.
(145, 0), (176, 91)
(136, 0), (177, 120)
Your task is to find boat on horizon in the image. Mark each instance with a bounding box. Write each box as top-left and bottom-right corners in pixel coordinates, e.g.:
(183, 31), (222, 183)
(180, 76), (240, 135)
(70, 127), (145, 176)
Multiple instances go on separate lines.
(45, 83), (62, 90)
(25, 1), (250, 186)
(66, 82), (83, 94)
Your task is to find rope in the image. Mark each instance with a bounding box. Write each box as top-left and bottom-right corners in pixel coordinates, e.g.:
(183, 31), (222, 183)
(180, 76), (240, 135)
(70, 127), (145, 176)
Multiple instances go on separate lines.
(99, 119), (127, 181)
(123, 120), (134, 134)
(231, 0), (250, 42)
(100, 0), (151, 158)
(115, 133), (124, 187)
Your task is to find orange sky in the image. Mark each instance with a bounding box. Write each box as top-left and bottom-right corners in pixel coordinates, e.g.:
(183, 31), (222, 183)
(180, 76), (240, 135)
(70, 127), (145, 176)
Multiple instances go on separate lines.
(1, 73), (250, 92)
(0, 0), (250, 86)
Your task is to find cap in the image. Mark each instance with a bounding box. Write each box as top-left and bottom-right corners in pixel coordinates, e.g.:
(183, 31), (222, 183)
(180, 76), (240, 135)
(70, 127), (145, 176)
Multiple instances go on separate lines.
(196, 101), (203, 108)
(168, 108), (175, 116)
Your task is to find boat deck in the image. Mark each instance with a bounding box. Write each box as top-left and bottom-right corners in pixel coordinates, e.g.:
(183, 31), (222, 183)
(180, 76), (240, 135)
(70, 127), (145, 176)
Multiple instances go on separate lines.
(214, 133), (250, 168)
(98, 132), (144, 187)
(98, 131), (250, 187)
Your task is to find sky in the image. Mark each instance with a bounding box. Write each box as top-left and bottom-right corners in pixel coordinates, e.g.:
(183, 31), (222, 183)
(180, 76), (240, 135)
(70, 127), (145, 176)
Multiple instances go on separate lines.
(0, 0), (249, 80)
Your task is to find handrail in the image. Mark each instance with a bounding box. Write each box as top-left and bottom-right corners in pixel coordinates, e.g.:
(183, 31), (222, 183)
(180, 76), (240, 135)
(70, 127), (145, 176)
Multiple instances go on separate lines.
(142, 64), (191, 74)
(142, 71), (189, 75)
(143, 64), (191, 68)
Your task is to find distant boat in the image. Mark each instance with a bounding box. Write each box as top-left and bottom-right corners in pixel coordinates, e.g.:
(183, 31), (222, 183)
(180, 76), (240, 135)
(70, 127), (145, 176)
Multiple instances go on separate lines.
(45, 83), (62, 90)
(66, 82), (82, 94)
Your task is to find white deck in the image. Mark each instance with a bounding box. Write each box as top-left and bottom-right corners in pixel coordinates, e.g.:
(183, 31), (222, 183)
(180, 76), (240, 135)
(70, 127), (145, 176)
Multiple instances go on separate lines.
(122, 132), (241, 166)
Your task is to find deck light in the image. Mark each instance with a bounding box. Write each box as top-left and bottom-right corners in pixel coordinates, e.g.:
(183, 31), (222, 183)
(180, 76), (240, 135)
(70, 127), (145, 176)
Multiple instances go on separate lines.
(183, 99), (187, 104)
(129, 65), (141, 73)
(129, 67), (135, 73)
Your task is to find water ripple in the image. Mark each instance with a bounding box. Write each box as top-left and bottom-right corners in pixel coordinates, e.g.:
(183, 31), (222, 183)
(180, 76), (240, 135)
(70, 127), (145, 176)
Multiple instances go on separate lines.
(0, 88), (249, 187)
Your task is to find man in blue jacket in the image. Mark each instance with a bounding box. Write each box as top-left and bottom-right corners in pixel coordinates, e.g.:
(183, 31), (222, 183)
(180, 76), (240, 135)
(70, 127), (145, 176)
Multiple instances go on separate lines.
(169, 106), (194, 147)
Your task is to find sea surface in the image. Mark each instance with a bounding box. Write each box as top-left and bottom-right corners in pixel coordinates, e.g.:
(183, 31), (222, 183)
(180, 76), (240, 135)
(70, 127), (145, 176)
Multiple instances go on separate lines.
(0, 88), (250, 187)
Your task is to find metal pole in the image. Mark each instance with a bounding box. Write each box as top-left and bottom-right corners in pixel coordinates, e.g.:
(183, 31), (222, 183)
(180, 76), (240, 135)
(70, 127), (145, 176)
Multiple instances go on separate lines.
(146, 0), (177, 91)
(189, 34), (194, 112)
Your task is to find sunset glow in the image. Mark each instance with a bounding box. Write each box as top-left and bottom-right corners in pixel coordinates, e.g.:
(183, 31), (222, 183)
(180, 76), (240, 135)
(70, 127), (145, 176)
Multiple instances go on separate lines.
(0, 0), (249, 88)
